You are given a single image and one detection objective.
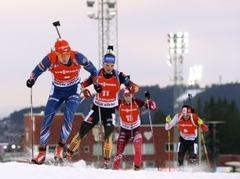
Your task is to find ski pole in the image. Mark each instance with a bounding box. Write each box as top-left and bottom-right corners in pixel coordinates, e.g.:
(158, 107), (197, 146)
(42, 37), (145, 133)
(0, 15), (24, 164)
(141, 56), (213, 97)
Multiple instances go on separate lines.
(188, 93), (210, 168)
(167, 130), (171, 171)
(144, 91), (154, 137)
(145, 91), (159, 170)
(52, 21), (62, 39)
(130, 93), (133, 139)
(200, 129), (211, 169)
(79, 97), (85, 104)
(188, 93), (192, 107)
(30, 88), (34, 159)
(98, 104), (103, 168)
(95, 79), (103, 168)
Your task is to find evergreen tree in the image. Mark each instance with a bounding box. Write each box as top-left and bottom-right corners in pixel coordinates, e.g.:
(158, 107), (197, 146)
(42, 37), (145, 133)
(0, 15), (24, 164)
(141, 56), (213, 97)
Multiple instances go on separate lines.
(203, 97), (240, 154)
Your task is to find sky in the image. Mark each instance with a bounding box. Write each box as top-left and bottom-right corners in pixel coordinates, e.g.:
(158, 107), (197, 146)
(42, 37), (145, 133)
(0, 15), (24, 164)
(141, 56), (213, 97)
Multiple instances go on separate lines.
(0, 160), (240, 179)
(1, 0), (240, 119)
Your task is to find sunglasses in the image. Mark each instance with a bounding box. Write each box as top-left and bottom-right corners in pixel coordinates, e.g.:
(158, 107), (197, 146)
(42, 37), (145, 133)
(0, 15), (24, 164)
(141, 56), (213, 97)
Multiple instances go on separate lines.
(56, 52), (70, 57)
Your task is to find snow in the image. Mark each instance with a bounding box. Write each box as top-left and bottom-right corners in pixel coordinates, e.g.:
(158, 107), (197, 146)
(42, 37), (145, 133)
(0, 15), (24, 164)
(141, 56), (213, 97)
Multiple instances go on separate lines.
(0, 160), (240, 179)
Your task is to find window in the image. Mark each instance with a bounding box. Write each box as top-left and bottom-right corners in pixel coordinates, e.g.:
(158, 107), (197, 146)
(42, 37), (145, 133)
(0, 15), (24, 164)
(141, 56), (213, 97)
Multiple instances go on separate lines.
(165, 142), (174, 152)
(142, 143), (154, 154)
(84, 146), (90, 153)
(93, 144), (102, 156)
(124, 144), (133, 155)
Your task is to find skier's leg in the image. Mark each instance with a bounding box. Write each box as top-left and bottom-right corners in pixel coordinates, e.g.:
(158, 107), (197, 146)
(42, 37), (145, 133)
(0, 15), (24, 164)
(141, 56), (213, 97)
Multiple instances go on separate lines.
(102, 108), (116, 168)
(113, 129), (128, 170)
(177, 141), (188, 167)
(55, 94), (80, 162)
(103, 125), (114, 167)
(32, 94), (62, 164)
(66, 107), (99, 158)
(59, 94), (80, 144)
(188, 141), (198, 166)
(133, 132), (142, 170)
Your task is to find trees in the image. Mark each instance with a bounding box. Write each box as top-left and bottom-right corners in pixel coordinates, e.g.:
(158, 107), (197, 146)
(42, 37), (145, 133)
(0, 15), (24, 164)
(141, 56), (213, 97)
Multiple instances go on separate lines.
(203, 97), (240, 155)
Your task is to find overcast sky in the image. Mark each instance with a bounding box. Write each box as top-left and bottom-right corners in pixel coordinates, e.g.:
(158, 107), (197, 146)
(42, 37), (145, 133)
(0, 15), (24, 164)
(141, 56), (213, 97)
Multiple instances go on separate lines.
(1, 0), (240, 118)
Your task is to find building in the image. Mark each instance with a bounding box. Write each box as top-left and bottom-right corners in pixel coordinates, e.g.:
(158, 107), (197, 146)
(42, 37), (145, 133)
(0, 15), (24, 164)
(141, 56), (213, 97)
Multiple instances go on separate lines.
(23, 113), (240, 171)
(23, 112), (174, 169)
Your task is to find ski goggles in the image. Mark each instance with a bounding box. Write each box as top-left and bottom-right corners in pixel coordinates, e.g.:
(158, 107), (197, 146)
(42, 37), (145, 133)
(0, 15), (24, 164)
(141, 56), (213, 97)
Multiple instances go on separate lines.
(56, 52), (70, 57)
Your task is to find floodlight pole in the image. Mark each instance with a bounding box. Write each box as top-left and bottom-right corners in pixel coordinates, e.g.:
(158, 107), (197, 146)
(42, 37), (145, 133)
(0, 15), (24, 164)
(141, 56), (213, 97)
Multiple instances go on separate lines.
(86, 0), (118, 70)
(167, 32), (189, 167)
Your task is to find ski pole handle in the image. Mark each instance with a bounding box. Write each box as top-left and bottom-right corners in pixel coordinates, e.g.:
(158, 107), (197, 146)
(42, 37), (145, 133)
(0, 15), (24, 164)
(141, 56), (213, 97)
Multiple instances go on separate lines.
(52, 21), (62, 39)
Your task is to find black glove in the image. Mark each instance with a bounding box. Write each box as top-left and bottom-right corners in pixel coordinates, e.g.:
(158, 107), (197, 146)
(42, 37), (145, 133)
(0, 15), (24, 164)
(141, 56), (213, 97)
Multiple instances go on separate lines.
(145, 90), (150, 99)
(26, 79), (35, 88)
(94, 84), (102, 93)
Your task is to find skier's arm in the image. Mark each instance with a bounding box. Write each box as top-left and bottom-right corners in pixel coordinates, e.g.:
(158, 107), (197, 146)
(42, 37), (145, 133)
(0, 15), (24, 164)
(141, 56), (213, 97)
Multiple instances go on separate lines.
(119, 72), (139, 94)
(26, 56), (51, 88)
(165, 114), (179, 130)
(30, 56), (51, 81)
(197, 117), (209, 132)
(75, 52), (97, 79)
(81, 76), (93, 88)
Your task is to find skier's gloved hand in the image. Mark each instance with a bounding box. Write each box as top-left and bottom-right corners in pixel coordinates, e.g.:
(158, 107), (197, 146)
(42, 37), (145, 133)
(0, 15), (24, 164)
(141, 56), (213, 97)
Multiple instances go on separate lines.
(26, 79), (35, 88)
(166, 115), (171, 123)
(144, 90), (150, 100)
(197, 118), (203, 125)
(148, 99), (157, 111)
(82, 88), (91, 98)
(94, 84), (102, 93)
(92, 76), (102, 93)
(127, 83), (139, 94)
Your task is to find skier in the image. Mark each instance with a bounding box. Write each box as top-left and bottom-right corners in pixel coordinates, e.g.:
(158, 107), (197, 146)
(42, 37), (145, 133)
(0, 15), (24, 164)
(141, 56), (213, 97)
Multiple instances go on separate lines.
(64, 49), (140, 169)
(26, 39), (97, 164)
(113, 88), (157, 170)
(165, 105), (208, 169)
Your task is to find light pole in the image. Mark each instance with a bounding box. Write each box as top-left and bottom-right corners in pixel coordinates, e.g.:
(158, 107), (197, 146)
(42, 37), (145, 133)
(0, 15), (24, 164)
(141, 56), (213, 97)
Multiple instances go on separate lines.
(167, 32), (189, 113)
(86, 0), (118, 69)
(167, 32), (189, 166)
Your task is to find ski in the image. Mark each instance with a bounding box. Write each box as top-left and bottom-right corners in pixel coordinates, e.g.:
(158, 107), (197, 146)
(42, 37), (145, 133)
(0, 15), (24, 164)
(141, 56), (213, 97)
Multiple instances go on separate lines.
(14, 158), (73, 167)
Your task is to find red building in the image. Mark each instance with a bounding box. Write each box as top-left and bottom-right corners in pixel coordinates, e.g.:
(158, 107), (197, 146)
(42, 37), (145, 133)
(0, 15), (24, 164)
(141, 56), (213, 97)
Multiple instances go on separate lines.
(23, 112), (174, 169)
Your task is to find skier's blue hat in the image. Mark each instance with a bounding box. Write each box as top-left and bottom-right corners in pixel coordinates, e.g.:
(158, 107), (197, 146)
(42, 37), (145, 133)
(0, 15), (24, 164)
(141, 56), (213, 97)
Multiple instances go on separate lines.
(103, 53), (115, 64)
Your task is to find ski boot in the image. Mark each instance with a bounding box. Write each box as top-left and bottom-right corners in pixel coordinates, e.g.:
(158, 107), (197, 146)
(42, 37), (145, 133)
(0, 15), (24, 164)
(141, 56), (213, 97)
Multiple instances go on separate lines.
(31, 146), (46, 165)
(54, 143), (64, 166)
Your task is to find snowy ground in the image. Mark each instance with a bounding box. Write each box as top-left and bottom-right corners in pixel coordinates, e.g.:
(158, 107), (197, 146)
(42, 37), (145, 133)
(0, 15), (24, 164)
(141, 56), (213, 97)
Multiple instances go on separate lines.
(0, 160), (240, 179)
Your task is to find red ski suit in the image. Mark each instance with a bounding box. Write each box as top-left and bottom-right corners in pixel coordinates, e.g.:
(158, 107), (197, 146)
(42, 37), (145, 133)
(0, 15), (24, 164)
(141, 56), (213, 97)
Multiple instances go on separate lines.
(113, 97), (157, 169)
